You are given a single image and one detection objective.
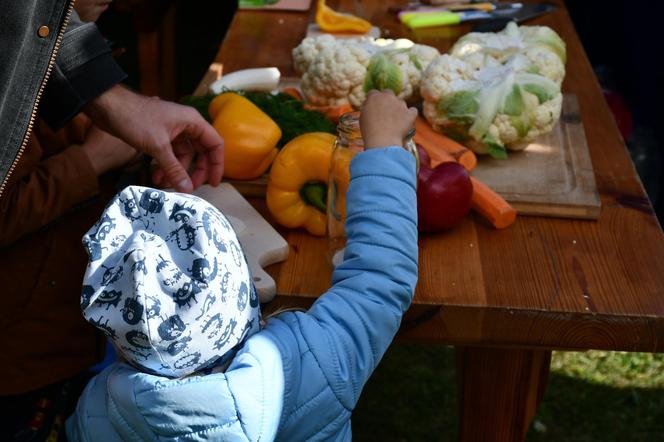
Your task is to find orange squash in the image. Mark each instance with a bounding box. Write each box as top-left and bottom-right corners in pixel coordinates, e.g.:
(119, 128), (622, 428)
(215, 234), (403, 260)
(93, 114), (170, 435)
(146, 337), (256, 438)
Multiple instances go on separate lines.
(315, 0), (372, 34)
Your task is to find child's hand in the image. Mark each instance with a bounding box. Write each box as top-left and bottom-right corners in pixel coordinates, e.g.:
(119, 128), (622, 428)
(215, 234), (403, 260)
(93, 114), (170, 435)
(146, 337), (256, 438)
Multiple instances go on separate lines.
(359, 90), (418, 150)
(81, 126), (138, 176)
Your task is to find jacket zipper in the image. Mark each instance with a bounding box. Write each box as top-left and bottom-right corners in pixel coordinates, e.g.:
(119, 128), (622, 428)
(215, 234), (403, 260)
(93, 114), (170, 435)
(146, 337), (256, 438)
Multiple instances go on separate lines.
(0, 0), (76, 199)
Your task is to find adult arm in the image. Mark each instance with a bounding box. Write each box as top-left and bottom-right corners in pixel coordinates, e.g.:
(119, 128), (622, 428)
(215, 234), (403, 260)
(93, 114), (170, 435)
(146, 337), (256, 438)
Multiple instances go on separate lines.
(40, 10), (126, 130)
(40, 11), (223, 192)
(0, 140), (99, 246)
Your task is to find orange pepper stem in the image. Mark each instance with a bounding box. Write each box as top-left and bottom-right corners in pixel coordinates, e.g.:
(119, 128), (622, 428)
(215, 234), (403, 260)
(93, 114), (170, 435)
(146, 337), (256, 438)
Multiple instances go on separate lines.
(300, 181), (328, 213)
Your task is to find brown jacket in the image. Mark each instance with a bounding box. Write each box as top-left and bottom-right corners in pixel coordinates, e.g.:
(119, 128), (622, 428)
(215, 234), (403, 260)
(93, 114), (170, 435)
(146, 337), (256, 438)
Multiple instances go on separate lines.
(0, 117), (112, 395)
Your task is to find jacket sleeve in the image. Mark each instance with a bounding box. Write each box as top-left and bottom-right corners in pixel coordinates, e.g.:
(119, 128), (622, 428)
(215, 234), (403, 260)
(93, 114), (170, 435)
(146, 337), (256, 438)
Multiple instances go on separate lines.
(0, 143), (99, 247)
(264, 146), (418, 437)
(39, 11), (127, 130)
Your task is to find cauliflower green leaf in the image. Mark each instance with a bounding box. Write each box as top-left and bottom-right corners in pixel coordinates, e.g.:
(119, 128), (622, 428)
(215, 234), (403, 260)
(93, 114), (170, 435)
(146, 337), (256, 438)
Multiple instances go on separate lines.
(482, 133), (508, 160)
(438, 90), (479, 125)
(364, 52), (404, 95)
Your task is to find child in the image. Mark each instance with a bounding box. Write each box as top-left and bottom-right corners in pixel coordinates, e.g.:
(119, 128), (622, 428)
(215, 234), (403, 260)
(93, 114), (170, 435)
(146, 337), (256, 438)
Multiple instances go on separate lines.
(66, 90), (419, 441)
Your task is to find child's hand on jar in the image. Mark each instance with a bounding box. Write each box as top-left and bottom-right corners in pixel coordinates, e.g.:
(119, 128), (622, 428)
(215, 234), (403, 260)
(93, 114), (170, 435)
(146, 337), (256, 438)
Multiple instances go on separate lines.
(359, 90), (418, 150)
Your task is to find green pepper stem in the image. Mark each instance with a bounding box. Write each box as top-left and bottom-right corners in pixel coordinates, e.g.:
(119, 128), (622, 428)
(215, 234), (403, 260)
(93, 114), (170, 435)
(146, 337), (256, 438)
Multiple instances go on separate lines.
(300, 181), (328, 213)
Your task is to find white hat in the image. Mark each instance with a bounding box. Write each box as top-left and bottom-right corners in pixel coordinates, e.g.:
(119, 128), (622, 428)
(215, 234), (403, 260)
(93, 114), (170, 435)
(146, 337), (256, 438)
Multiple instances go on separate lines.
(81, 186), (260, 377)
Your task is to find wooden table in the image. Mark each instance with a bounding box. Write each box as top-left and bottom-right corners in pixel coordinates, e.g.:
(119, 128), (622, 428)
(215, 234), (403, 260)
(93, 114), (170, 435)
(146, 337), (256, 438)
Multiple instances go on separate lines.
(211, 1), (664, 440)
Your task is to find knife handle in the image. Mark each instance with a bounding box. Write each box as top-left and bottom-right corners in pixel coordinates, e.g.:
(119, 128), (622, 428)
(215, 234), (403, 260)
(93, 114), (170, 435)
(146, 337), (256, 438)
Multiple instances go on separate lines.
(405, 12), (462, 28)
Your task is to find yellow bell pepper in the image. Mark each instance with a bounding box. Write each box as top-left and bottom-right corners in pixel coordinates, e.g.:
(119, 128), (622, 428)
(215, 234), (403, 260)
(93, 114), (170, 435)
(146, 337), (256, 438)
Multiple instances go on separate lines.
(209, 92), (281, 180)
(315, 0), (372, 34)
(266, 132), (344, 236)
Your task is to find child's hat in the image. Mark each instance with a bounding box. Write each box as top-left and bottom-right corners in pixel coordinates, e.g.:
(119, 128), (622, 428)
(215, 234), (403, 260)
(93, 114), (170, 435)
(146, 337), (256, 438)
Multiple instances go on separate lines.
(81, 185), (260, 377)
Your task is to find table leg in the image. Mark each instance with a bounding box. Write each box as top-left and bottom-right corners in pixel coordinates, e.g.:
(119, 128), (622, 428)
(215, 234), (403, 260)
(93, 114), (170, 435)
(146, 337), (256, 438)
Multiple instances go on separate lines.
(455, 346), (552, 442)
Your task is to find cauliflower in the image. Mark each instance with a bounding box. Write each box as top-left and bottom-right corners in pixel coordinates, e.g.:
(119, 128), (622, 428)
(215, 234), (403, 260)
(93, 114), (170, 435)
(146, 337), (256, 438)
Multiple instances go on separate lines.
(451, 22), (566, 85)
(421, 23), (566, 158)
(293, 35), (439, 107)
(300, 42), (373, 107)
(292, 34), (339, 73)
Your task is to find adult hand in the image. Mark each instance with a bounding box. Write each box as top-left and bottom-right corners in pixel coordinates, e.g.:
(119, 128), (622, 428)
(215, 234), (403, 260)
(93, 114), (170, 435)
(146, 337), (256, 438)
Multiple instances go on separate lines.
(85, 85), (224, 192)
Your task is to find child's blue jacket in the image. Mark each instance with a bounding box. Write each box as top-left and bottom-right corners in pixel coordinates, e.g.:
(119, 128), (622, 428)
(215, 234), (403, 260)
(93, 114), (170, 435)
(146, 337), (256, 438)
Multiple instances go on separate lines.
(66, 147), (419, 441)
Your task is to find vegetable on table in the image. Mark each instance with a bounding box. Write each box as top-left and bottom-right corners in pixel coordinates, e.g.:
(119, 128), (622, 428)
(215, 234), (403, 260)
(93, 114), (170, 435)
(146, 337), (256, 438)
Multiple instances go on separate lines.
(182, 91), (336, 147)
(266, 132), (340, 236)
(292, 34), (439, 108)
(303, 103), (354, 123)
(414, 116), (477, 170)
(208, 67), (281, 94)
(417, 161), (473, 232)
(416, 143), (516, 229)
(279, 85), (354, 123)
(469, 178), (517, 229)
(240, 91), (337, 146)
(420, 22), (566, 159)
(208, 92), (281, 180)
(281, 87), (304, 101)
(315, 0), (372, 34)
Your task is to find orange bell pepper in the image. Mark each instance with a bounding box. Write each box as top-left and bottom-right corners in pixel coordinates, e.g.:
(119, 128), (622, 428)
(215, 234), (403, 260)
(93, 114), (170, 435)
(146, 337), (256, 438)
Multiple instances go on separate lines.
(208, 92), (281, 180)
(315, 0), (372, 34)
(266, 132), (342, 236)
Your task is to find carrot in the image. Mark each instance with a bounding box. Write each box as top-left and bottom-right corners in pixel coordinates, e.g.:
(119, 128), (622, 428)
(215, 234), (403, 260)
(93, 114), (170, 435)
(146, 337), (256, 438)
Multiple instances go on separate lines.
(281, 87), (303, 101)
(469, 177), (516, 229)
(414, 116), (477, 171)
(304, 103), (355, 123)
(417, 143), (516, 229)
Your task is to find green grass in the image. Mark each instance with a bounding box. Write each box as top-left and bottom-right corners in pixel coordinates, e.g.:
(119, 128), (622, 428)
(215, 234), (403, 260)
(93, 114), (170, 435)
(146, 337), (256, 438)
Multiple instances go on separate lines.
(352, 345), (664, 441)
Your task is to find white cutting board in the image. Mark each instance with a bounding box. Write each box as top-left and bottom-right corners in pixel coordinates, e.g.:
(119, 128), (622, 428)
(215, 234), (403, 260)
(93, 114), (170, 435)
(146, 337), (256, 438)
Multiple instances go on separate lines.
(192, 183), (289, 303)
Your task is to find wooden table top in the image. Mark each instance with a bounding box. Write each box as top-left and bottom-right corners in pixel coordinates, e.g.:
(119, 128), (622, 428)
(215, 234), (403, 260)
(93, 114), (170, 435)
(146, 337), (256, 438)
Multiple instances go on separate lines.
(214, 0), (664, 352)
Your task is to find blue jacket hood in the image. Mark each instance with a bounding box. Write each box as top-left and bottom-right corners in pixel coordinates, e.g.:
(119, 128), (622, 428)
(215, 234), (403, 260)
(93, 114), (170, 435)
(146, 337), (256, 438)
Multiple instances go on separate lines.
(67, 333), (284, 441)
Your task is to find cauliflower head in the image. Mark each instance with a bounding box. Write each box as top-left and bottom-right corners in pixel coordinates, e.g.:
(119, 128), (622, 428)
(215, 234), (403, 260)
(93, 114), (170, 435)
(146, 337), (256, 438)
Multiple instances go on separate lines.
(422, 54), (563, 158)
(451, 22), (566, 85)
(293, 35), (439, 107)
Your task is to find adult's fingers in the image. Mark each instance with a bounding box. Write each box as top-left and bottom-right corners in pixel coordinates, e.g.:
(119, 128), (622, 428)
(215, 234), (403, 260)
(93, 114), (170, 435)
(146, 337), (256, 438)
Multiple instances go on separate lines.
(152, 168), (164, 186)
(151, 143), (193, 192)
(190, 138), (224, 186)
(190, 154), (209, 189)
(178, 108), (224, 185)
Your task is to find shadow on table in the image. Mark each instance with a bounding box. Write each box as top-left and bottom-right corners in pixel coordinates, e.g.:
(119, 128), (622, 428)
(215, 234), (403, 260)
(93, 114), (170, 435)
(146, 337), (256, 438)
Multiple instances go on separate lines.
(352, 344), (664, 442)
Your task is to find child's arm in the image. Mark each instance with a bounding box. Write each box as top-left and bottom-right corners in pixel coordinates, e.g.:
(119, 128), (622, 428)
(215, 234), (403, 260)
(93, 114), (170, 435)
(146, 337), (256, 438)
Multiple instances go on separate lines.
(263, 91), (419, 438)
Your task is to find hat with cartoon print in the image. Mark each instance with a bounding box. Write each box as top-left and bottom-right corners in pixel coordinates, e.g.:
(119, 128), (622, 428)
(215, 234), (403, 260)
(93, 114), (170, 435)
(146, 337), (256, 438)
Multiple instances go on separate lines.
(81, 185), (260, 377)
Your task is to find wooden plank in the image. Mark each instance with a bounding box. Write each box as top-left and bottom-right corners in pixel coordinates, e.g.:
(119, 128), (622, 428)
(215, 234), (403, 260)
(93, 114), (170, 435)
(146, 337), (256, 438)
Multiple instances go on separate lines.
(456, 347), (551, 442)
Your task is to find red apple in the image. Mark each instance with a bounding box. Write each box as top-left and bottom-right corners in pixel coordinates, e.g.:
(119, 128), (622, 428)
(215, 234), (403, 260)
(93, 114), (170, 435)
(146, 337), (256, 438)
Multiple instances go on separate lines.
(417, 161), (473, 232)
(416, 143), (431, 169)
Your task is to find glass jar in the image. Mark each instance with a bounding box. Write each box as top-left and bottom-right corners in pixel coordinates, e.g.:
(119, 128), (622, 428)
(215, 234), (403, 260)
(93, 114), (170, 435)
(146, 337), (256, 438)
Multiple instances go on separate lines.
(326, 112), (417, 267)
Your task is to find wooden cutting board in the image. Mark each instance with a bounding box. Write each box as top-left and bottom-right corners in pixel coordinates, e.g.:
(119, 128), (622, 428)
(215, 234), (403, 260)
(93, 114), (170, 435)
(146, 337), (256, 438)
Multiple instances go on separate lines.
(472, 94), (601, 219)
(192, 183), (289, 303)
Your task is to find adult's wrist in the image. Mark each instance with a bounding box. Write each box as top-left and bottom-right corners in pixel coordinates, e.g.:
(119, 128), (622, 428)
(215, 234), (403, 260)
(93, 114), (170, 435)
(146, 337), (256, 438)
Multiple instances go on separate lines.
(84, 85), (135, 134)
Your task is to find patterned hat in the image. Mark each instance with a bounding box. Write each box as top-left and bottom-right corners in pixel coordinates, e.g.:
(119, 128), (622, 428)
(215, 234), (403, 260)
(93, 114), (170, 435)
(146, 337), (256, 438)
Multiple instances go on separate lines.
(81, 186), (260, 377)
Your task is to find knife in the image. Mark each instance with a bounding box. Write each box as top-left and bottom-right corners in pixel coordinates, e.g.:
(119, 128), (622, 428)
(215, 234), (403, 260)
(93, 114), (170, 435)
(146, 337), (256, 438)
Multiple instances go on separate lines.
(401, 2), (555, 29)
(401, 3), (523, 28)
